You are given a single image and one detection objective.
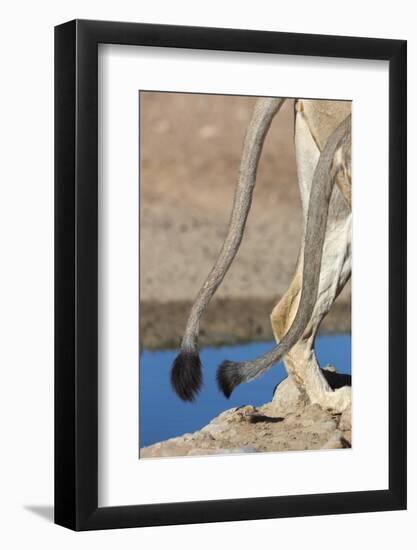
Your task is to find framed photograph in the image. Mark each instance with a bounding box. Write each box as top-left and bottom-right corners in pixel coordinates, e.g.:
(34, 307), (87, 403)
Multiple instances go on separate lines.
(55, 19), (406, 530)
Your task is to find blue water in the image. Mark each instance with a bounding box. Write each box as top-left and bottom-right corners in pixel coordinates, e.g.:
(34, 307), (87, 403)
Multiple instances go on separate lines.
(139, 334), (351, 448)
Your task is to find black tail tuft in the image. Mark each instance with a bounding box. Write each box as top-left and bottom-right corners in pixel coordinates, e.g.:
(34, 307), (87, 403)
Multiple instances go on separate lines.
(170, 350), (202, 402)
(216, 360), (244, 398)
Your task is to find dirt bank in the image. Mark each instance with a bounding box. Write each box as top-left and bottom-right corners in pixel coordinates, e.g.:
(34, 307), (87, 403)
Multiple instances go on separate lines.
(140, 298), (351, 350)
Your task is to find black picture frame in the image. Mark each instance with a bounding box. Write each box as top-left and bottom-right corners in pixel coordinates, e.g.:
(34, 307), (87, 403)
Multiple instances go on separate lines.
(55, 19), (407, 531)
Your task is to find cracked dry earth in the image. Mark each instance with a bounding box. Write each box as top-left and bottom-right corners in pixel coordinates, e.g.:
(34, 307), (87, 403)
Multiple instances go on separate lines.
(140, 373), (352, 458)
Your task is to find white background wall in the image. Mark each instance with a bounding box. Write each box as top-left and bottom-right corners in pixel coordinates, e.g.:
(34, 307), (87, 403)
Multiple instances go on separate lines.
(0, 1), (415, 548)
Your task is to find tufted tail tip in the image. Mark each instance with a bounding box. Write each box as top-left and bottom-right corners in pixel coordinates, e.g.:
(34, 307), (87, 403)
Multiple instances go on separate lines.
(170, 350), (202, 402)
(216, 359), (245, 398)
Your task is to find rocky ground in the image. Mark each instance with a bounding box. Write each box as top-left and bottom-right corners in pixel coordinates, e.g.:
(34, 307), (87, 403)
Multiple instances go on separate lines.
(140, 368), (352, 458)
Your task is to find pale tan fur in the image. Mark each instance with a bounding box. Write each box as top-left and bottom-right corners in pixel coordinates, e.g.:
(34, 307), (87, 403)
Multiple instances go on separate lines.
(271, 99), (352, 412)
(298, 99), (351, 149)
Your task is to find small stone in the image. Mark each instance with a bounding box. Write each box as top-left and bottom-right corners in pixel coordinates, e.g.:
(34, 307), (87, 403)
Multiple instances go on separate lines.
(322, 430), (345, 449)
(323, 364), (337, 373)
(319, 419), (338, 432)
(339, 404), (352, 431)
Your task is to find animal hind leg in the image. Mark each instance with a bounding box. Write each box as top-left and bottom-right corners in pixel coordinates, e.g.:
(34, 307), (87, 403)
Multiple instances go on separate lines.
(269, 265), (317, 405)
(270, 100), (352, 413)
(271, 215), (352, 413)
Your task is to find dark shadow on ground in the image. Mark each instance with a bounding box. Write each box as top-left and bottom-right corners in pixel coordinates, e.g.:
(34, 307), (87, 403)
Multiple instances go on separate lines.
(322, 369), (352, 389)
(249, 414), (285, 424)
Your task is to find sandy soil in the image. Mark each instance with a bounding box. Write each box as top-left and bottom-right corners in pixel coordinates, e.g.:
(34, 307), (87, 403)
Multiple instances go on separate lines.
(140, 92), (350, 348)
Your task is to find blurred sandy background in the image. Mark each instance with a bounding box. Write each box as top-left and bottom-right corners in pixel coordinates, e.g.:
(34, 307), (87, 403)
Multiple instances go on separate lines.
(140, 92), (350, 349)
